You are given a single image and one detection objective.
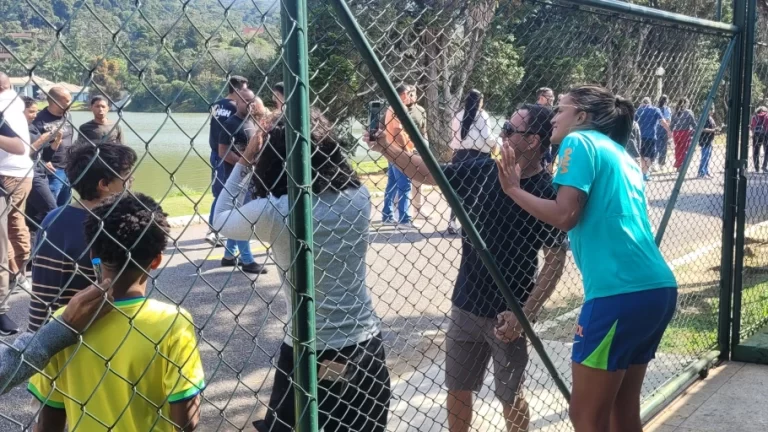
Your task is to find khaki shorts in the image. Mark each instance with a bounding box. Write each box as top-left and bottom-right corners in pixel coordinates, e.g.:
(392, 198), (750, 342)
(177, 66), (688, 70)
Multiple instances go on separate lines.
(445, 306), (528, 404)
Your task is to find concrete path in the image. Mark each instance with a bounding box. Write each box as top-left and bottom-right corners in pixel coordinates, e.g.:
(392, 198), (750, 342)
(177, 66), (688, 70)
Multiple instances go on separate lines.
(646, 362), (768, 432)
(0, 144), (767, 431)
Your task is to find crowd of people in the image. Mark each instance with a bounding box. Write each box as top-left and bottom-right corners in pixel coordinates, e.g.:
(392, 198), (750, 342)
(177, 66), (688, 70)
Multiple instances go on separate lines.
(362, 83), (681, 432)
(0, 68), (742, 432)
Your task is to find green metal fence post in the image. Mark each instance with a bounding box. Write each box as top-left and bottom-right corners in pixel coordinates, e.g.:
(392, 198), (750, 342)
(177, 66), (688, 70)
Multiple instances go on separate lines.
(654, 38), (736, 245)
(719, 0), (747, 362)
(281, 0), (318, 430)
(327, 0), (572, 402)
(731, 0), (756, 356)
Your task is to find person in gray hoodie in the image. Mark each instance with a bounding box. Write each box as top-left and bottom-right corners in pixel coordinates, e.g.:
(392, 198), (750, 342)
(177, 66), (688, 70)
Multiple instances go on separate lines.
(0, 284), (112, 394)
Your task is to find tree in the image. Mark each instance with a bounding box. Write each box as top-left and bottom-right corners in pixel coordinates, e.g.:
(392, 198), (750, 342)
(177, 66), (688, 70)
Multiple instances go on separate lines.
(90, 57), (126, 101)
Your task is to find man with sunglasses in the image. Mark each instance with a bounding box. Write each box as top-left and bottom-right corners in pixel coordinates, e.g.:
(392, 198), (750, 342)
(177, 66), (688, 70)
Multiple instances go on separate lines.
(368, 103), (566, 432)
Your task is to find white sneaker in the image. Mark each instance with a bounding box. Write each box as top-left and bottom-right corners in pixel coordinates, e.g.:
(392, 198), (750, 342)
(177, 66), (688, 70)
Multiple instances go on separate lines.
(205, 231), (225, 247)
(15, 275), (31, 292)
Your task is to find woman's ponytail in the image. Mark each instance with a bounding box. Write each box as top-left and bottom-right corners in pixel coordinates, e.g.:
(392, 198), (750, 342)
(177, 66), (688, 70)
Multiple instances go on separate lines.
(567, 85), (635, 146)
(612, 95), (635, 146)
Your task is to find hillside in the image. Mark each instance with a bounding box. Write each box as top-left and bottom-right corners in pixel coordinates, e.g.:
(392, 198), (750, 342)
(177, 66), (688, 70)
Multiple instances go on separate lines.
(0, 0), (281, 112)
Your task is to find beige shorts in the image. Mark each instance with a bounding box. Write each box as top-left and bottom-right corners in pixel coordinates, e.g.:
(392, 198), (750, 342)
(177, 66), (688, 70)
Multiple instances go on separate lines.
(445, 306), (528, 404)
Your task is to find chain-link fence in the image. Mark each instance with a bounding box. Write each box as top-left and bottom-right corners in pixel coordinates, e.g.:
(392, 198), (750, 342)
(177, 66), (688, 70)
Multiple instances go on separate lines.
(0, 0), (759, 431)
(732, 2), (768, 348)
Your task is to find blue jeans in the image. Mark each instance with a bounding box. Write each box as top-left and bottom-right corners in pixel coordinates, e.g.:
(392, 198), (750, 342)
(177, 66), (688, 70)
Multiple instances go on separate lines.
(209, 152), (225, 226)
(48, 168), (71, 206)
(698, 144), (713, 176)
(221, 181), (255, 265)
(381, 165), (411, 223)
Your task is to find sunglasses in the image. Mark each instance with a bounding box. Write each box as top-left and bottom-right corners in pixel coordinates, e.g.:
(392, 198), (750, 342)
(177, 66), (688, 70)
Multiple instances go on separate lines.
(502, 121), (535, 137)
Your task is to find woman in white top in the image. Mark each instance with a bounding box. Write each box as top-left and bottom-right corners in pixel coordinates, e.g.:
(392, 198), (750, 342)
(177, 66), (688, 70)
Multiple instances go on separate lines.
(451, 89), (500, 158)
(447, 89), (499, 234)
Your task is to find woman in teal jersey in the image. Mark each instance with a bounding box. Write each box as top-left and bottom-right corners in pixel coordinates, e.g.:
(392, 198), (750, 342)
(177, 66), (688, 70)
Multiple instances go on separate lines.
(496, 85), (677, 432)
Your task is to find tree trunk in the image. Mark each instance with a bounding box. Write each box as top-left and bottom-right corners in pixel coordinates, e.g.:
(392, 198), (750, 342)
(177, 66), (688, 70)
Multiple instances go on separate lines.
(420, 0), (497, 162)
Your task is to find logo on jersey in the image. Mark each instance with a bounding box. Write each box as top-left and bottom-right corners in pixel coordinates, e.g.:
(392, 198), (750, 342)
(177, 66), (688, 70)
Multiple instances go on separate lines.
(558, 147), (573, 174)
(575, 324), (584, 338)
(212, 105), (233, 119)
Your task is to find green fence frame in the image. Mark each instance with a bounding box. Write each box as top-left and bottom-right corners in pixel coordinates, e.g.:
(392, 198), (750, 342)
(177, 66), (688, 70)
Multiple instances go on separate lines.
(282, 0), (319, 430)
(278, 0), (756, 429)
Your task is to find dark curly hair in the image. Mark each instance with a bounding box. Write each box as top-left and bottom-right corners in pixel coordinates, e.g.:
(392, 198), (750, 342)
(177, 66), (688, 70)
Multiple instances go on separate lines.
(84, 193), (170, 272)
(251, 109), (361, 198)
(66, 143), (137, 201)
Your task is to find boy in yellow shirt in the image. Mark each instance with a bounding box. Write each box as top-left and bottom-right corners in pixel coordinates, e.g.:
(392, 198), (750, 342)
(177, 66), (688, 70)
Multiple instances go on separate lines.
(29, 193), (205, 431)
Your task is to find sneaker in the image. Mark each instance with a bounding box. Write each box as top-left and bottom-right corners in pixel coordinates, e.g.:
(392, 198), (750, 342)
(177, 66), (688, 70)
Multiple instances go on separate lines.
(221, 257), (237, 267)
(15, 275), (31, 292)
(381, 219), (397, 226)
(241, 262), (268, 274)
(205, 231), (225, 248)
(0, 315), (19, 336)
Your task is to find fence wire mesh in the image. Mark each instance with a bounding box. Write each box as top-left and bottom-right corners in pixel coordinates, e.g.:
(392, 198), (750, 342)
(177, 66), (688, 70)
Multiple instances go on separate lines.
(736, 5), (768, 342)
(0, 0), (748, 431)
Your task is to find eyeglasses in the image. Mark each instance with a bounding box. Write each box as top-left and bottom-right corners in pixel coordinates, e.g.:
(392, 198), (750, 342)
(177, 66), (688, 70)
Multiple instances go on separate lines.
(553, 104), (580, 114)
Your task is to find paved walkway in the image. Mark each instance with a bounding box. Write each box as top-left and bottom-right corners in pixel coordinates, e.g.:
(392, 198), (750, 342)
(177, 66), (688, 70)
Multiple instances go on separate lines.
(646, 362), (768, 432)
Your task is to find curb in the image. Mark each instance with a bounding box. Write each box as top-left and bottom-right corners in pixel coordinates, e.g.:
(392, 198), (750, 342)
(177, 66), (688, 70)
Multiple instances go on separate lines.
(167, 213), (209, 228)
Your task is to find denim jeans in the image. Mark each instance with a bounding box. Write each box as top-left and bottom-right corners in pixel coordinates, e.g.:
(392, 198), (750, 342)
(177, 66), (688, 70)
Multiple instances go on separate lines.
(222, 190), (255, 265)
(381, 165), (411, 224)
(48, 168), (72, 206)
(698, 144), (713, 177)
(209, 152), (225, 226)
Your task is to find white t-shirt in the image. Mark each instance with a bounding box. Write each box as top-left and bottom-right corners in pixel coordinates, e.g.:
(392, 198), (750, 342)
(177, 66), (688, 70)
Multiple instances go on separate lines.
(0, 90), (33, 178)
(451, 109), (500, 153)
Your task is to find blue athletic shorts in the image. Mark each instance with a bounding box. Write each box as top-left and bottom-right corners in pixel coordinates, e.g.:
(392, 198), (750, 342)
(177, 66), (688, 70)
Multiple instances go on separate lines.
(572, 287), (677, 371)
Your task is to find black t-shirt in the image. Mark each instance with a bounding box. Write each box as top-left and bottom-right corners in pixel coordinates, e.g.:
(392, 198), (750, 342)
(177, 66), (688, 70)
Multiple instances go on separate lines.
(443, 158), (565, 317)
(28, 123), (48, 175)
(218, 114), (256, 178)
(32, 108), (74, 169)
(700, 117), (716, 147)
(209, 98), (237, 152)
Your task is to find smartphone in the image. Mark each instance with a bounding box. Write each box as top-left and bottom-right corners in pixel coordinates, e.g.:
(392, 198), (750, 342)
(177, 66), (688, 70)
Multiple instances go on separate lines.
(368, 101), (384, 136)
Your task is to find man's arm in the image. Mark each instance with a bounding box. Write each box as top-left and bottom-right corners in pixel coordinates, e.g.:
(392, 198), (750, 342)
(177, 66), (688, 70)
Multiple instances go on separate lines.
(524, 245), (567, 320)
(2, 285), (112, 394)
(34, 405), (67, 432)
(369, 131), (435, 185)
(0, 120), (25, 155)
(218, 143), (240, 165)
(0, 320), (75, 394)
(171, 395), (201, 431)
(494, 245), (566, 343)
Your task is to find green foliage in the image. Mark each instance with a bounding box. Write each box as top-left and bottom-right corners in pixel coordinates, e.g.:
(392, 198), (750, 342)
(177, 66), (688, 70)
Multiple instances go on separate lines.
(468, 36), (524, 113)
(0, 0), (280, 112)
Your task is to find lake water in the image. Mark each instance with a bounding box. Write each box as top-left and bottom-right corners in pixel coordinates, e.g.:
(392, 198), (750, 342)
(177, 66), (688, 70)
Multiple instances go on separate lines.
(70, 111), (374, 197)
(70, 111), (505, 197)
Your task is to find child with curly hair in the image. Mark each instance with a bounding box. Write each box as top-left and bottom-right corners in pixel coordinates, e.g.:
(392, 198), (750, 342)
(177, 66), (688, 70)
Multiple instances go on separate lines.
(29, 193), (205, 432)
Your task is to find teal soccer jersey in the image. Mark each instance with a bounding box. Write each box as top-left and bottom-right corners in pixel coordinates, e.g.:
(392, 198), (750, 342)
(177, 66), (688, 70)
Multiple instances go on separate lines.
(553, 130), (677, 301)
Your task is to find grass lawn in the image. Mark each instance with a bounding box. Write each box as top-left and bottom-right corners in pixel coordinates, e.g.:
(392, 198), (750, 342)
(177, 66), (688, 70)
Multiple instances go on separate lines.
(659, 279), (768, 355)
(154, 160), (388, 218)
(154, 188), (214, 219)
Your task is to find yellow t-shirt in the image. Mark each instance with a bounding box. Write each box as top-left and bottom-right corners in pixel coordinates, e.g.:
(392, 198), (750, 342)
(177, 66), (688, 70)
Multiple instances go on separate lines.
(29, 297), (205, 431)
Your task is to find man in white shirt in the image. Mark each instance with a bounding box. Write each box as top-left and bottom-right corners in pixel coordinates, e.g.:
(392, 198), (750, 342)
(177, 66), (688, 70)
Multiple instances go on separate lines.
(0, 73), (34, 334)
